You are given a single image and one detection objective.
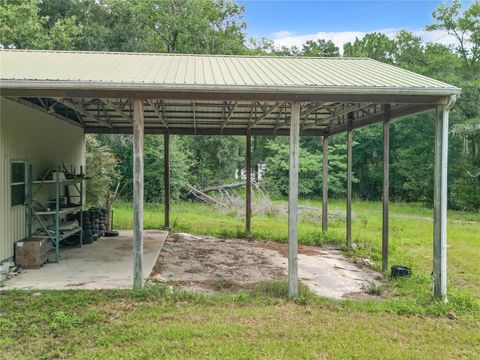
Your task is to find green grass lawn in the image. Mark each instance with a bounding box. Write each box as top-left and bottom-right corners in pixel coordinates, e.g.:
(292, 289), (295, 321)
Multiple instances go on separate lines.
(1, 199), (479, 359)
(1, 287), (480, 359)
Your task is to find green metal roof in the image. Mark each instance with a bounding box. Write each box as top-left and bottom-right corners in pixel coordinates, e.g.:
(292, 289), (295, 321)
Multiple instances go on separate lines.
(0, 50), (460, 137)
(0, 50), (460, 97)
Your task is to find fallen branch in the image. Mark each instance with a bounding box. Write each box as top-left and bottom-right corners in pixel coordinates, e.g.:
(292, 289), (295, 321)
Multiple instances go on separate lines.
(200, 182), (244, 193)
(185, 184), (222, 206)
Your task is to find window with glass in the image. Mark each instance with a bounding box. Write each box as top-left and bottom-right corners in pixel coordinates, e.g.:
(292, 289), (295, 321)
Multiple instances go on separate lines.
(11, 161), (26, 207)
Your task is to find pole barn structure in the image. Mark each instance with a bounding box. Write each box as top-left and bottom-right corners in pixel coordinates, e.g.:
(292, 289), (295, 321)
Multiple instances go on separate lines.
(0, 50), (460, 299)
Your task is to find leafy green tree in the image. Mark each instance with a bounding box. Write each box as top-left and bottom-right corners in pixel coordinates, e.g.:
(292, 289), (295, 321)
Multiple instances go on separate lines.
(302, 39), (339, 57)
(249, 38), (338, 57)
(343, 32), (397, 62)
(180, 135), (244, 188)
(85, 135), (121, 206)
(426, 0), (480, 68)
(128, 0), (246, 54)
(0, 0), (80, 49)
(249, 37), (299, 56)
(37, 0), (116, 51)
(143, 135), (193, 201)
(96, 134), (192, 202)
(263, 137), (350, 198)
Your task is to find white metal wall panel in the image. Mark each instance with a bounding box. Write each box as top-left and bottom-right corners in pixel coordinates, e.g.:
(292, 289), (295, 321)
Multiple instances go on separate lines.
(0, 98), (85, 261)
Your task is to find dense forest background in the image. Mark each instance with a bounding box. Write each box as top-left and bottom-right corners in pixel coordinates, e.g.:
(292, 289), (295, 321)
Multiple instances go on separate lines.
(1, 0), (479, 211)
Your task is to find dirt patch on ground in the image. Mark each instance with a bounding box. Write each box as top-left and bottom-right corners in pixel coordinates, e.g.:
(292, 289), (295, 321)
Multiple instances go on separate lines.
(151, 233), (285, 294)
(258, 241), (327, 257)
(150, 232), (381, 299)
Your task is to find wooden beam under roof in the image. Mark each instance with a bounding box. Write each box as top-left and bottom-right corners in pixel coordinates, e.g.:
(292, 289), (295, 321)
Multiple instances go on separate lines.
(161, 100), (168, 127)
(146, 99), (168, 129)
(221, 102), (238, 130)
(22, 96), (434, 138)
(101, 98), (132, 122)
(86, 103), (427, 137)
(99, 102), (111, 125)
(274, 105), (290, 130)
(37, 97), (47, 109)
(302, 103), (372, 130)
(252, 102), (282, 127)
(327, 103), (434, 135)
(301, 101), (327, 119)
(55, 97), (113, 128)
(6, 97), (84, 128)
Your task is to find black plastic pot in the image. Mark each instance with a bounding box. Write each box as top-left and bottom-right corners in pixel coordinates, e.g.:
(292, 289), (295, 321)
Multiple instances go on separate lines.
(391, 265), (412, 278)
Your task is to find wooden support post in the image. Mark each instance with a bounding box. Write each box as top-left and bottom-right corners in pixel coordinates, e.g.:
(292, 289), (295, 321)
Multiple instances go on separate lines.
(132, 99), (144, 289)
(382, 104), (391, 274)
(246, 131), (252, 234)
(346, 125), (353, 248)
(164, 133), (170, 229)
(322, 135), (329, 233)
(433, 103), (451, 300)
(288, 101), (300, 297)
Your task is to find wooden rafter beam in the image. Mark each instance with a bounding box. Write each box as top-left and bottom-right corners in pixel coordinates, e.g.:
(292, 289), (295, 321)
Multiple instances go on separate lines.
(301, 102), (327, 119)
(7, 97), (84, 128)
(47, 99), (58, 112)
(55, 98), (113, 128)
(252, 102), (281, 127)
(221, 102), (238, 130)
(146, 99), (168, 129)
(274, 104), (290, 130)
(248, 102), (256, 128)
(327, 104), (433, 136)
(100, 102), (111, 123)
(37, 97), (47, 109)
(257, 102), (267, 113)
(302, 103), (372, 130)
(74, 111), (85, 126)
(101, 99), (132, 122)
(161, 101), (168, 126)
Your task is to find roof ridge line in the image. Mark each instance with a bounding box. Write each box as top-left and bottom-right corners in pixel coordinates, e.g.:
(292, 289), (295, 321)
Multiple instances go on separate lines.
(0, 49), (371, 60)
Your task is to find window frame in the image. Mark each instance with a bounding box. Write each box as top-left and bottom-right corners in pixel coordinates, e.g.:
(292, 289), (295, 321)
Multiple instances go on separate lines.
(10, 160), (27, 208)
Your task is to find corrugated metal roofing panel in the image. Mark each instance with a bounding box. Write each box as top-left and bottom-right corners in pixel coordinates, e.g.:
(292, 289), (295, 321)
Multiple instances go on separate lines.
(0, 50), (460, 95)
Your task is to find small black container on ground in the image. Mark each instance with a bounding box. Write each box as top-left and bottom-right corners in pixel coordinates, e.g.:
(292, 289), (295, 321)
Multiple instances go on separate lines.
(391, 265), (412, 278)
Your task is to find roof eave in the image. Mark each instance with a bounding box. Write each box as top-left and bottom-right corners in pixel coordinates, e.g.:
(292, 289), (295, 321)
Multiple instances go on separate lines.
(0, 80), (461, 104)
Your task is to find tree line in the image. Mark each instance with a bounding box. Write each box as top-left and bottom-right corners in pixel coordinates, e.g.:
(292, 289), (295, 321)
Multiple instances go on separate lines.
(1, 0), (478, 211)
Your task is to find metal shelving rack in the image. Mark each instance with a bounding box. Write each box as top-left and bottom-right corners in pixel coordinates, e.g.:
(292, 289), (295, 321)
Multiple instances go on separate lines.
(27, 165), (84, 263)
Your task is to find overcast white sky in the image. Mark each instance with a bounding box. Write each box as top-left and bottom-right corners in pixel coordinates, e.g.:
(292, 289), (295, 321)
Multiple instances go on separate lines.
(271, 29), (457, 52)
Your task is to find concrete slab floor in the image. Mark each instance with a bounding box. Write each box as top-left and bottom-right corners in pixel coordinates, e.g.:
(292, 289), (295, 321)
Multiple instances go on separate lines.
(151, 233), (381, 300)
(1, 230), (167, 290)
(269, 246), (381, 300)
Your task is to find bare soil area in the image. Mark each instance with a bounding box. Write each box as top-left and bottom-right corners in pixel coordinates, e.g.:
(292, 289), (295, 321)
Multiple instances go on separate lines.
(151, 232), (381, 299)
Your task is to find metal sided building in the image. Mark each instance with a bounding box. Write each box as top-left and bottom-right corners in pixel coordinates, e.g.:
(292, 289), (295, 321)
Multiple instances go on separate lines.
(0, 50), (460, 299)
